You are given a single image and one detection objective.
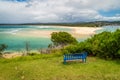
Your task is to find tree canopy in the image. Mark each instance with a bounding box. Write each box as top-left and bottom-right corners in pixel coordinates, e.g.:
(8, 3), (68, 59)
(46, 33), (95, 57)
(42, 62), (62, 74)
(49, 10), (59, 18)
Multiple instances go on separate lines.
(0, 44), (7, 55)
(51, 32), (77, 46)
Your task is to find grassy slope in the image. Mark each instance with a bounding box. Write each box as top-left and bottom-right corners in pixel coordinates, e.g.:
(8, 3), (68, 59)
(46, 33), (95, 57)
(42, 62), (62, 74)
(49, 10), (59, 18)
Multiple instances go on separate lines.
(0, 55), (120, 80)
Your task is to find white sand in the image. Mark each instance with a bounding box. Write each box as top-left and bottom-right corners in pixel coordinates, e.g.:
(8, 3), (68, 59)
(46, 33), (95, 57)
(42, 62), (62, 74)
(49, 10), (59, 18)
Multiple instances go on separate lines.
(2, 52), (23, 59)
(13, 26), (102, 38)
(54, 26), (103, 38)
(69, 27), (102, 35)
(16, 30), (57, 38)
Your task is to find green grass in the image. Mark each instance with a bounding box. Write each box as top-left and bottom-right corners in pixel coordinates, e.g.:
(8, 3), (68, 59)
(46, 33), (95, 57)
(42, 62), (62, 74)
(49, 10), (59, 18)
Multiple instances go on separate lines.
(0, 54), (120, 80)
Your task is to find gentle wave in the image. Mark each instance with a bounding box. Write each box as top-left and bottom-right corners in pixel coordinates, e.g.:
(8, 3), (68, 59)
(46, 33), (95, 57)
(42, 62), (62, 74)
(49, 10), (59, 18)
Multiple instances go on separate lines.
(0, 29), (21, 34)
(9, 29), (21, 34)
(30, 26), (51, 29)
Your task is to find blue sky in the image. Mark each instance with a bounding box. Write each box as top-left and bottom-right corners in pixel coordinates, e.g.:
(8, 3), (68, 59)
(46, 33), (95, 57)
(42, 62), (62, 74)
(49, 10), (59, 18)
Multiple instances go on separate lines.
(0, 0), (120, 23)
(4, 0), (27, 2)
(99, 9), (120, 17)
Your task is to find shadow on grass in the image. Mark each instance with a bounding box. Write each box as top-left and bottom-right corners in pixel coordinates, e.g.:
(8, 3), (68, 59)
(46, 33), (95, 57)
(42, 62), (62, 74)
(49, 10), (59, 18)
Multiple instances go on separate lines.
(114, 59), (120, 65)
(62, 60), (87, 65)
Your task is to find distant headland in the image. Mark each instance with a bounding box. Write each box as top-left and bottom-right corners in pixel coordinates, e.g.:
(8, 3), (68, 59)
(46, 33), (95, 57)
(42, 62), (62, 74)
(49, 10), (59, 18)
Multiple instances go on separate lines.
(0, 21), (120, 27)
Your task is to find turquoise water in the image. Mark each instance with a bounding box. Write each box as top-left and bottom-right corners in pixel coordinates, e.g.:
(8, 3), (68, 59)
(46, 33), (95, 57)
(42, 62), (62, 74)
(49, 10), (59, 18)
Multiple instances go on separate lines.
(96, 26), (120, 33)
(0, 33), (51, 51)
(0, 25), (71, 51)
(0, 25), (71, 33)
(0, 25), (120, 51)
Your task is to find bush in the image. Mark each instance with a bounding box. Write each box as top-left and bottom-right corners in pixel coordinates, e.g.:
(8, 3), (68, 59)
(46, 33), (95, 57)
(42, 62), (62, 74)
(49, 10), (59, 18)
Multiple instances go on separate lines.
(51, 32), (78, 47)
(63, 29), (120, 60)
(0, 44), (7, 56)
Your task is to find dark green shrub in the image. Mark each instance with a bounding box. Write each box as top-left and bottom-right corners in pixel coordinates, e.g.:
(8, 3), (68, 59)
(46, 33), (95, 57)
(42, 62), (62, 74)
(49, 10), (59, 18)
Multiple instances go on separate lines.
(63, 29), (120, 60)
(51, 32), (78, 47)
(0, 44), (7, 56)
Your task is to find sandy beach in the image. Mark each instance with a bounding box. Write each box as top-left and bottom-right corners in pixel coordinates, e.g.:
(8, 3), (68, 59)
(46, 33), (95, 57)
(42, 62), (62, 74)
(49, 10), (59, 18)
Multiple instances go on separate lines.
(13, 26), (103, 38)
(16, 30), (57, 38)
(70, 27), (102, 35)
(67, 26), (102, 38)
(2, 52), (23, 58)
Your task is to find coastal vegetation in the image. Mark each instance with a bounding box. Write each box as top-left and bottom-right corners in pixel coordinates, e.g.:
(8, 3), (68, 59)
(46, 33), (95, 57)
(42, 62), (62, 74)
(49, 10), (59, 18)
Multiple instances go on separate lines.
(54, 21), (120, 27)
(63, 29), (120, 60)
(1, 21), (120, 27)
(0, 44), (7, 57)
(51, 32), (78, 47)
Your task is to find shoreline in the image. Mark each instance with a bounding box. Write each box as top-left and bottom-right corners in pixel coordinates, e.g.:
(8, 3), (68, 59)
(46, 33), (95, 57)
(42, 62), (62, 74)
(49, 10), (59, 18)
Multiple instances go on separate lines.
(2, 50), (40, 59)
(2, 52), (23, 59)
(11, 26), (103, 38)
(1, 26), (103, 58)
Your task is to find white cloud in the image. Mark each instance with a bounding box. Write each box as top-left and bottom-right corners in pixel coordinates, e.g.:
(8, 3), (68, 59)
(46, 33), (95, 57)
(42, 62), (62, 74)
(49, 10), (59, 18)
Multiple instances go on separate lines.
(0, 0), (120, 23)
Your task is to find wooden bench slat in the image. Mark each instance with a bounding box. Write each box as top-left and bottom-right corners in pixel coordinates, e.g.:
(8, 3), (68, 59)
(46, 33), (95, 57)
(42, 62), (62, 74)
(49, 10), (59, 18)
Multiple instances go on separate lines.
(63, 52), (87, 64)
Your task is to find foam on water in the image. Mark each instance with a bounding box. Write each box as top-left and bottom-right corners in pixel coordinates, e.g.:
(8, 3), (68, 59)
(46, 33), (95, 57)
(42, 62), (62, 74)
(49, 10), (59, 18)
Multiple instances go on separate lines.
(32, 26), (51, 29)
(9, 29), (21, 34)
(0, 29), (21, 34)
(29, 26), (71, 31)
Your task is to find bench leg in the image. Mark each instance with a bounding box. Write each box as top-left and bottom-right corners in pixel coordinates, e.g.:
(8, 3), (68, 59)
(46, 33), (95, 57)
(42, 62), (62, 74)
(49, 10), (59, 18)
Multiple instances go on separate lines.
(82, 58), (84, 63)
(82, 58), (86, 63)
(64, 59), (66, 64)
(84, 58), (86, 63)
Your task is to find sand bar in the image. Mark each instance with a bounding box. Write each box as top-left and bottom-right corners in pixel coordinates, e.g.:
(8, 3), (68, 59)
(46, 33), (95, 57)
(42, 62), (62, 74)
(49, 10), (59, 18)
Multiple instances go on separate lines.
(12, 26), (103, 38)
(69, 27), (102, 35)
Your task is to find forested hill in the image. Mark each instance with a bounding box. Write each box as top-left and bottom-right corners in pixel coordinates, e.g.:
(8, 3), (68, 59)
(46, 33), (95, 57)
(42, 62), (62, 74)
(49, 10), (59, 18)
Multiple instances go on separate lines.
(44, 21), (120, 27)
(0, 21), (120, 27)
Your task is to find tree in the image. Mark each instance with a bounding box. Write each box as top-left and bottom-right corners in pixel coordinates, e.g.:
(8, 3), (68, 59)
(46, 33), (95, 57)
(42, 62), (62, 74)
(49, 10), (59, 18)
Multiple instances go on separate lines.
(0, 44), (7, 56)
(25, 41), (30, 55)
(51, 32), (78, 47)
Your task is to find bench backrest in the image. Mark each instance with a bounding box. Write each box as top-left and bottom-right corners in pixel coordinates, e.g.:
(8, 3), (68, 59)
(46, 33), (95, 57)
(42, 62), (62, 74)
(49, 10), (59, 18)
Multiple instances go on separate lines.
(64, 52), (87, 60)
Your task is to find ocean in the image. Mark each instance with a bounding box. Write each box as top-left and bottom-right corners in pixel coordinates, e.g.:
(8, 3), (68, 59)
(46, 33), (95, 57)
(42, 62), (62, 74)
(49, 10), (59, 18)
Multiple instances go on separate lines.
(0, 25), (71, 51)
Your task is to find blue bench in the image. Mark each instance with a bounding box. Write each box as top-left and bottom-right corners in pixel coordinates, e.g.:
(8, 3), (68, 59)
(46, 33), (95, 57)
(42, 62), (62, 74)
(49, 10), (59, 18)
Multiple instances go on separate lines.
(63, 52), (87, 64)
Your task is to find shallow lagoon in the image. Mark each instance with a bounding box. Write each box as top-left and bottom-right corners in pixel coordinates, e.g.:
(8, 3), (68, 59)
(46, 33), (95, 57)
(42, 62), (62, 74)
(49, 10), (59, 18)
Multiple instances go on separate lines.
(0, 25), (71, 51)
